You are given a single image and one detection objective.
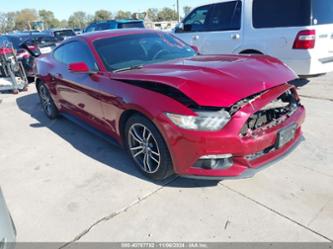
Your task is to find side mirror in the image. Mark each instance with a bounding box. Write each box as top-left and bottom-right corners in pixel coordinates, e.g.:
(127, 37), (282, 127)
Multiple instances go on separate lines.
(191, 45), (200, 54)
(175, 23), (184, 33)
(68, 62), (90, 73)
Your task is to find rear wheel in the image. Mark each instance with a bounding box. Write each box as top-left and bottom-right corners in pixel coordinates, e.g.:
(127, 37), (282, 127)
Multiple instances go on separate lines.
(37, 82), (58, 119)
(124, 114), (174, 180)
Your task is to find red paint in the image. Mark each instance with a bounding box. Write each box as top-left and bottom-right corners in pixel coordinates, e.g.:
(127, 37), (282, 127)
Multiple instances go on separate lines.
(68, 62), (90, 73)
(0, 48), (14, 55)
(36, 29), (305, 178)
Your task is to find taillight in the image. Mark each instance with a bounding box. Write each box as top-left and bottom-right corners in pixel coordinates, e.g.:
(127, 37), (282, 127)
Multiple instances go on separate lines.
(293, 30), (316, 49)
(28, 45), (37, 51)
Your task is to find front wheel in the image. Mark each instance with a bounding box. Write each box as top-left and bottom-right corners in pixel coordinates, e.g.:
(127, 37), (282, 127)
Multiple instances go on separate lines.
(124, 114), (174, 180)
(37, 82), (59, 119)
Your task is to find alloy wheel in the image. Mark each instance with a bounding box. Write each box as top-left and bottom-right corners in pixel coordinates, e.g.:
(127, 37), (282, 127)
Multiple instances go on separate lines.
(128, 123), (161, 174)
(39, 85), (53, 116)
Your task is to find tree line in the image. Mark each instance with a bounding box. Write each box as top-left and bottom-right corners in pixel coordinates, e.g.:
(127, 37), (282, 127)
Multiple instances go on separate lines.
(0, 6), (192, 32)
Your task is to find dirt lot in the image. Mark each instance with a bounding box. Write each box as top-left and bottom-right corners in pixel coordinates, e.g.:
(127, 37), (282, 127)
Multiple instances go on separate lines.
(0, 73), (332, 244)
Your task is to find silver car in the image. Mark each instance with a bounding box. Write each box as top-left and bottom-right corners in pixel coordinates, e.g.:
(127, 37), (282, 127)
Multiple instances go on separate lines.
(0, 187), (16, 249)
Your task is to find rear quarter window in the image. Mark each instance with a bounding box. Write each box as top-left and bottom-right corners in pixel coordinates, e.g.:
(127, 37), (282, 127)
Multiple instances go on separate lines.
(312, 0), (333, 25)
(253, 0), (311, 28)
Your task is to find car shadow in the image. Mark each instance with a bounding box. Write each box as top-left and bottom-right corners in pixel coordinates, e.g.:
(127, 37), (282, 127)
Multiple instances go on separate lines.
(16, 93), (219, 188)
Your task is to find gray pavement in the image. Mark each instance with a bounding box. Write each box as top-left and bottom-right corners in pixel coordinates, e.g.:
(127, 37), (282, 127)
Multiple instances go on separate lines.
(0, 73), (332, 244)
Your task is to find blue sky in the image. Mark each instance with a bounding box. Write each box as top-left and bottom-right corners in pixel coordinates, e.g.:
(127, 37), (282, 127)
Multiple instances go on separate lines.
(0, 0), (216, 20)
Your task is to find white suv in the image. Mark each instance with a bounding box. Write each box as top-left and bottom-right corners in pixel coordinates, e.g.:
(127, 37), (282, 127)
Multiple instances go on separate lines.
(174, 0), (333, 77)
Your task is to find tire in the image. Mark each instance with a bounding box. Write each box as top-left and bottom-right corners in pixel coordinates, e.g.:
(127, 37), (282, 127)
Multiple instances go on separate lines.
(240, 50), (263, 55)
(37, 82), (59, 119)
(124, 114), (174, 180)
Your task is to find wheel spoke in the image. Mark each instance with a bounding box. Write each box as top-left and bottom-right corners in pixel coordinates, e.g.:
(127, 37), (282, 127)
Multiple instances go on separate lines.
(130, 129), (143, 144)
(130, 145), (144, 151)
(133, 149), (144, 158)
(143, 153), (148, 171)
(146, 133), (152, 142)
(149, 154), (159, 164)
(144, 153), (152, 172)
(142, 127), (148, 140)
(151, 150), (160, 157)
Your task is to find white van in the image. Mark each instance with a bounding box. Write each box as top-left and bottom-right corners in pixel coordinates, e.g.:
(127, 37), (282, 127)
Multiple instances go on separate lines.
(173, 0), (333, 77)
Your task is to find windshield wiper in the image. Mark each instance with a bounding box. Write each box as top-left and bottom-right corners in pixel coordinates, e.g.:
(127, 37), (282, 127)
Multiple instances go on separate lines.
(113, 65), (144, 73)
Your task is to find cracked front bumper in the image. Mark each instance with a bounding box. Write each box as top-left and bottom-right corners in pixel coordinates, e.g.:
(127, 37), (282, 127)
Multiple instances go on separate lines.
(158, 84), (306, 178)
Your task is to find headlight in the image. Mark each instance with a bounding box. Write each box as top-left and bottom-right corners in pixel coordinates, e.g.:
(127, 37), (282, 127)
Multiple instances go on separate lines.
(165, 109), (231, 131)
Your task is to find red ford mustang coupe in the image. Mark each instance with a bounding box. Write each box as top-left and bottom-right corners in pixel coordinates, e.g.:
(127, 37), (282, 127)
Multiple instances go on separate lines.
(35, 29), (305, 180)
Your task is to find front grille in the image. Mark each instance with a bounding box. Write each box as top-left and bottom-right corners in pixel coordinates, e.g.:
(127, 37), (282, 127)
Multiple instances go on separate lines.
(241, 90), (299, 136)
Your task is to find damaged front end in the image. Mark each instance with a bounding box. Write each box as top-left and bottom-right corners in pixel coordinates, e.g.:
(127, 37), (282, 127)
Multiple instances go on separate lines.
(239, 88), (301, 137)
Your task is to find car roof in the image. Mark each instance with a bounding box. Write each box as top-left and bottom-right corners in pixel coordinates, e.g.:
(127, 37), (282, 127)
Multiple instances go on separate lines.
(79, 28), (161, 42)
(3, 32), (53, 38)
(91, 19), (143, 24)
(47, 28), (74, 32)
(116, 19), (143, 23)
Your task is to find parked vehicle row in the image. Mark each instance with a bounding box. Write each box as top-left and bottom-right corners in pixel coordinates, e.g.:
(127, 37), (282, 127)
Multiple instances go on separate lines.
(35, 29), (305, 180)
(43, 28), (76, 41)
(173, 0), (333, 77)
(0, 33), (57, 79)
(84, 19), (145, 33)
(0, 40), (28, 93)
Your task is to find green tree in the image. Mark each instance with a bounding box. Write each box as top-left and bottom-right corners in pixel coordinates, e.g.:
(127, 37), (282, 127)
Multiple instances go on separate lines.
(15, 9), (38, 30)
(115, 10), (132, 19)
(5, 12), (17, 32)
(157, 7), (178, 21)
(59, 19), (68, 28)
(183, 6), (192, 17)
(68, 11), (92, 29)
(39, 9), (60, 29)
(0, 12), (8, 33)
(94, 10), (112, 21)
(146, 8), (159, 22)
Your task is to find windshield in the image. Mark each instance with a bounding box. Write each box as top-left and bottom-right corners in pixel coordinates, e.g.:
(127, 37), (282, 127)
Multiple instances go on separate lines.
(94, 32), (196, 71)
(54, 30), (75, 37)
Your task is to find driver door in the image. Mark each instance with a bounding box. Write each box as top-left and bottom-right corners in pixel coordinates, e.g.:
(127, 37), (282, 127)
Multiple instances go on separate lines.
(174, 1), (243, 55)
(51, 41), (104, 127)
(174, 4), (213, 49)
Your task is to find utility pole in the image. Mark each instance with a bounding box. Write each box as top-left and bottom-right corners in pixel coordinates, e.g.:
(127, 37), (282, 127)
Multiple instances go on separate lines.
(177, 0), (180, 22)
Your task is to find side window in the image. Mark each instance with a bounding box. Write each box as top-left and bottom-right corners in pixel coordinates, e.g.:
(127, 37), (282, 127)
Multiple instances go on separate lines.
(53, 45), (66, 63)
(183, 5), (212, 32)
(253, 0), (310, 28)
(54, 41), (98, 70)
(85, 24), (96, 33)
(207, 1), (242, 31)
(95, 22), (116, 31)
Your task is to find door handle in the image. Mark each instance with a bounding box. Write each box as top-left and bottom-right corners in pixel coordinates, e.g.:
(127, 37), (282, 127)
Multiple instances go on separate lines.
(231, 33), (240, 40)
(78, 103), (85, 109)
(50, 73), (63, 80)
(192, 35), (200, 41)
(55, 73), (63, 79)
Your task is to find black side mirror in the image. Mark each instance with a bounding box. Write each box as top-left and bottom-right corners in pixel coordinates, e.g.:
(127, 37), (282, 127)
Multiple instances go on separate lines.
(175, 23), (184, 33)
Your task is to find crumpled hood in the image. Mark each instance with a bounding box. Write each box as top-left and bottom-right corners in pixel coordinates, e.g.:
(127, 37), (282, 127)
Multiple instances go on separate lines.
(112, 55), (297, 107)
